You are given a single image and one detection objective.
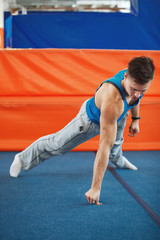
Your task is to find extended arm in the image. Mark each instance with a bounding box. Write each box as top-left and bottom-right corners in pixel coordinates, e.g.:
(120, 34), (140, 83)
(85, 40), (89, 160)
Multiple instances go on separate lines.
(85, 99), (118, 205)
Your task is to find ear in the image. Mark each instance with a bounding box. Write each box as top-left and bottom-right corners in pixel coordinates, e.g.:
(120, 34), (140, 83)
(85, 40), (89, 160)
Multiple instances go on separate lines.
(124, 72), (128, 80)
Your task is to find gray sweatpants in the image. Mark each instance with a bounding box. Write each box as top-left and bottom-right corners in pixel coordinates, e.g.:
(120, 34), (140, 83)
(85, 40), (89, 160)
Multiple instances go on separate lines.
(19, 100), (128, 171)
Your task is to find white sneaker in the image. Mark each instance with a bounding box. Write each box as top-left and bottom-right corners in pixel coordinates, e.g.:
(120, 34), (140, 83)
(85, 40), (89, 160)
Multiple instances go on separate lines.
(123, 156), (138, 170)
(10, 154), (22, 177)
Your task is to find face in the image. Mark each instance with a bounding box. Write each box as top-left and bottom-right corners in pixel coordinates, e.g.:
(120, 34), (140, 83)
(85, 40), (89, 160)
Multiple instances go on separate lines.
(123, 73), (152, 100)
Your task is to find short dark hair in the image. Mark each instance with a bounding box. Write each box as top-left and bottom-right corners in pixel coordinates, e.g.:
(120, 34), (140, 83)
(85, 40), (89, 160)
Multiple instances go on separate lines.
(127, 56), (155, 84)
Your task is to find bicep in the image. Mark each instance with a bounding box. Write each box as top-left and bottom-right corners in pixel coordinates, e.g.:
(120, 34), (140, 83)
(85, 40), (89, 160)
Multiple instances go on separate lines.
(99, 110), (117, 152)
(98, 88), (122, 152)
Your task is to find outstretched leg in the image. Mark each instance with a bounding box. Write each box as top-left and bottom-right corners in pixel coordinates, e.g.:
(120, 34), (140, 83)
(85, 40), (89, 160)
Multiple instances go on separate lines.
(10, 100), (100, 177)
(109, 112), (137, 170)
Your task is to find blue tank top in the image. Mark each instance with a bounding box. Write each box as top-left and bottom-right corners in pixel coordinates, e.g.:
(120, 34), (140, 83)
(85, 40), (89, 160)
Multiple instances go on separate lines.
(86, 69), (143, 124)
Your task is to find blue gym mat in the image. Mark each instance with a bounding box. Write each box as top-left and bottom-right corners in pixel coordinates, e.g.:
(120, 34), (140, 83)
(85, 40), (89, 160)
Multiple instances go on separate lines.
(115, 151), (160, 215)
(0, 151), (160, 240)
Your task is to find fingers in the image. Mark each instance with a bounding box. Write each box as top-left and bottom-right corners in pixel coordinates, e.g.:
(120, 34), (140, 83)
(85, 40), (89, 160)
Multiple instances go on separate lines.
(128, 131), (137, 137)
(129, 127), (138, 137)
(128, 133), (136, 137)
(86, 197), (102, 205)
(96, 201), (102, 206)
(85, 193), (93, 204)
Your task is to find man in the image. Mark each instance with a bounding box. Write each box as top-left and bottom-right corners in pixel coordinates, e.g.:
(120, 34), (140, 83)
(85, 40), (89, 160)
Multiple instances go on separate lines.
(10, 56), (155, 205)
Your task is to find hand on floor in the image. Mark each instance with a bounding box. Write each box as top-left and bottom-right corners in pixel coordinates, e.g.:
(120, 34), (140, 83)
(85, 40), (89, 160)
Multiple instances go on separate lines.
(85, 188), (102, 205)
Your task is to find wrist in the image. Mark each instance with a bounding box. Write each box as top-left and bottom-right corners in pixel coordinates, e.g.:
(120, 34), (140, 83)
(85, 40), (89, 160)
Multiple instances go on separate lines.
(91, 182), (101, 191)
(132, 116), (140, 120)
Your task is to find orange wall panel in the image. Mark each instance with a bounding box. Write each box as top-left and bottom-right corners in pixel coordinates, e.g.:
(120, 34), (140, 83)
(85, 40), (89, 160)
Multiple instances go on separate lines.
(0, 49), (160, 96)
(0, 49), (160, 151)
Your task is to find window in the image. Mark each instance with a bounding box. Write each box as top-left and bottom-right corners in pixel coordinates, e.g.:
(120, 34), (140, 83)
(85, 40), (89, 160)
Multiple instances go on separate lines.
(5, 0), (138, 15)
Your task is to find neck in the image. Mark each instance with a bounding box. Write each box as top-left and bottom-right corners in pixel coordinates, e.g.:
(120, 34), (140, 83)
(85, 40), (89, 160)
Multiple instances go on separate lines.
(121, 79), (129, 97)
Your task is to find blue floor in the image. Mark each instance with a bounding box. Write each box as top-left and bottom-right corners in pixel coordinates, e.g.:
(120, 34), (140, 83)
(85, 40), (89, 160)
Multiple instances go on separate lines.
(0, 151), (160, 240)
(116, 151), (160, 215)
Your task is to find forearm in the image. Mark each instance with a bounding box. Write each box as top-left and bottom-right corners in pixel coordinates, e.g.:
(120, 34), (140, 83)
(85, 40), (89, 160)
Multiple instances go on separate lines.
(91, 146), (110, 191)
(131, 104), (140, 118)
(129, 104), (140, 136)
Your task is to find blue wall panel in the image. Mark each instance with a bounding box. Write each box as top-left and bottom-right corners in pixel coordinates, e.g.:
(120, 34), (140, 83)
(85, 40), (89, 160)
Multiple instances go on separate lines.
(6, 0), (160, 49)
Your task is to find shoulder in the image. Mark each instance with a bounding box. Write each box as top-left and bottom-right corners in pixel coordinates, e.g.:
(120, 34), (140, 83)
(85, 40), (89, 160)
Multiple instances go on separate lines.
(96, 83), (124, 124)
